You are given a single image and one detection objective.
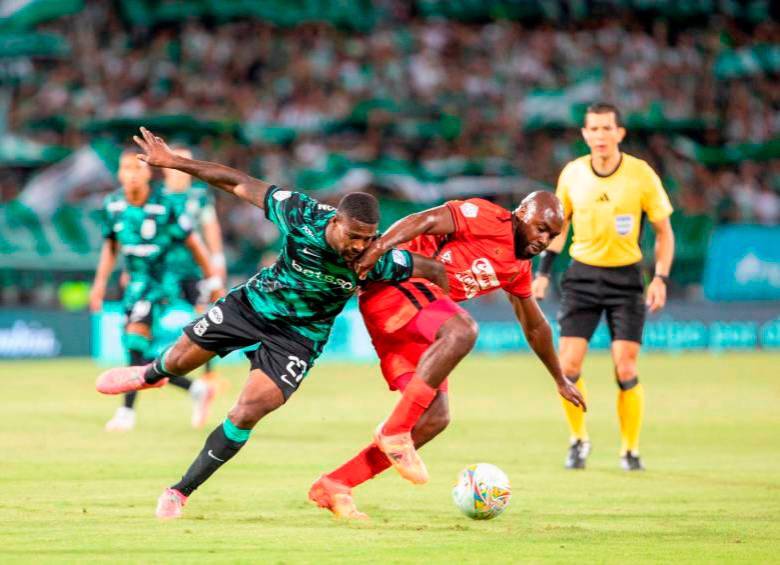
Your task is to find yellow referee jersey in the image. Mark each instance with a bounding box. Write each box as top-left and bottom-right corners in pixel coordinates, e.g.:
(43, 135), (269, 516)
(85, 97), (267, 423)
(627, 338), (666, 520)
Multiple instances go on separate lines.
(556, 153), (673, 267)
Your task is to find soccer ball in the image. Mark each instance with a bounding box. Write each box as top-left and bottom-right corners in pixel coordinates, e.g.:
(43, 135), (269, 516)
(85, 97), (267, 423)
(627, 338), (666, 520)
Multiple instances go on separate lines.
(452, 463), (512, 520)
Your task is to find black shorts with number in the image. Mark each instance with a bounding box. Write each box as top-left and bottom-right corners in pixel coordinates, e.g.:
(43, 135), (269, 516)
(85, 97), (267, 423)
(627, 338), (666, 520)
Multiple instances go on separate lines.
(558, 260), (646, 343)
(183, 288), (319, 399)
(124, 299), (155, 327)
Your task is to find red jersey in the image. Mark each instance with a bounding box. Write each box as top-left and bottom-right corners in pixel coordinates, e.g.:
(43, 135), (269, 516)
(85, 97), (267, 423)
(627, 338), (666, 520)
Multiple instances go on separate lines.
(360, 198), (532, 334)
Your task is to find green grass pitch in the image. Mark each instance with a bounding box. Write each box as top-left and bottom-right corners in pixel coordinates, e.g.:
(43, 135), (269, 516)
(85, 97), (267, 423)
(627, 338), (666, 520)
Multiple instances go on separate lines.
(1, 353), (779, 563)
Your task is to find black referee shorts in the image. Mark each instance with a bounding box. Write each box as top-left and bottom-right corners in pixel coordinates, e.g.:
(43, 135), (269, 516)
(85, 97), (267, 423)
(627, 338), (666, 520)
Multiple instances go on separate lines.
(558, 260), (646, 343)
(183, 288), (319, 399)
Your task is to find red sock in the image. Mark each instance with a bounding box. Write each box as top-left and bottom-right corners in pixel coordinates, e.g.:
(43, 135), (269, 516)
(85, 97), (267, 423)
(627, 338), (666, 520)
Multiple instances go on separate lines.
(327, 444), (392, 488)
(382, 375), (437, 435)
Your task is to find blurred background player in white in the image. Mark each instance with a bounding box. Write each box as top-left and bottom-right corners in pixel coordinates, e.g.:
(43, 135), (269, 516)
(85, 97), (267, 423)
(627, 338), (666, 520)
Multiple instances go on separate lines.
(91, 151), (223, 432)
(533, 103), (675, 471)
(162, 146), (227, 395)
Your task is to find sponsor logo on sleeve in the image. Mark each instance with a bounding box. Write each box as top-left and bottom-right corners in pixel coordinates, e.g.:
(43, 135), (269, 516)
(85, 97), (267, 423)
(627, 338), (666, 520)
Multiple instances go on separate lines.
(273, 190), (292, 201)
(392, 249), (408, 266)
(460, 202), (479, 218)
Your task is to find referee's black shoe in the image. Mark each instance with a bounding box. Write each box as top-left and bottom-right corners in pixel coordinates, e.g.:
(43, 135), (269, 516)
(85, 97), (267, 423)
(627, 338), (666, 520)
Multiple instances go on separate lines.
(564, 439), (591, 469)
(620, 451), (645, 471)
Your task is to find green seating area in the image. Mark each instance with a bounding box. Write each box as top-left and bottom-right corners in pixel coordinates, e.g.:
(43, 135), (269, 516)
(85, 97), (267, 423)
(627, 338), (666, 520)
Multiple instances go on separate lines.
(0, 200), (100, 271)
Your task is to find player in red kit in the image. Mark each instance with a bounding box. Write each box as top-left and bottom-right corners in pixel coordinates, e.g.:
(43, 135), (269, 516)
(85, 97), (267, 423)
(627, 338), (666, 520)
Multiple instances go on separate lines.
(309, 191), (586, 519)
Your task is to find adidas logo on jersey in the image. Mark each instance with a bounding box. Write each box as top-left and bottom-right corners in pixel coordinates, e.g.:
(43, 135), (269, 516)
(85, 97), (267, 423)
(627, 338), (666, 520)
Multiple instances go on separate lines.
(597, 192), (610, 202)
(440, 250), (453, 264)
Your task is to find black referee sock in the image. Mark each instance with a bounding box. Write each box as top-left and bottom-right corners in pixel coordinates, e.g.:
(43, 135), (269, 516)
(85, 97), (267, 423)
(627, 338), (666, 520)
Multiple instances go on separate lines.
(172, 419), (250, 496)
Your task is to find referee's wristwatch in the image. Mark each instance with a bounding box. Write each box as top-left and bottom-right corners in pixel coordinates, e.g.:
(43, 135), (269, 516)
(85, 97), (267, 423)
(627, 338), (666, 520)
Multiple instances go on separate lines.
(654, 274), (669, 284)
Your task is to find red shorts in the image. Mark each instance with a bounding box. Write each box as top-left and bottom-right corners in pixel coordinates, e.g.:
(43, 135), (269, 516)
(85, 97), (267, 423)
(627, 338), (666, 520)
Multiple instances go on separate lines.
(360, 280), (467, 391)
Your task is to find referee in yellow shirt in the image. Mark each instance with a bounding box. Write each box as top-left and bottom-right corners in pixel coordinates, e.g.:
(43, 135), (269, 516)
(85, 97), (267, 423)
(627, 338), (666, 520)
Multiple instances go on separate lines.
(533, 103), (675, 471)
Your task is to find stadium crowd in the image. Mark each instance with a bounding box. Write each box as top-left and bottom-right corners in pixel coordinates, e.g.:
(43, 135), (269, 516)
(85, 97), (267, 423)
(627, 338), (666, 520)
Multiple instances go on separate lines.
(3, 2), (779, 254)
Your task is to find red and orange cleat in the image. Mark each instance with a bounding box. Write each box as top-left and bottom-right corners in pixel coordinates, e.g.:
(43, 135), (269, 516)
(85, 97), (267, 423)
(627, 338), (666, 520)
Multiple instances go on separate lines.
(95, 365), (167, 395)
(308, 475), (368, 520)
(156, 488), (187, 519)
(373, 422), (429, 485)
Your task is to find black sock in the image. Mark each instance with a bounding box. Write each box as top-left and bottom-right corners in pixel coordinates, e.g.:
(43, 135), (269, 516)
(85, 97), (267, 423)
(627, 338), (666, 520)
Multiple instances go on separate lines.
(172, 422), (248, 496)
(123, 349), (146, 409)
(128, 349), (145, 366)
(169, 375), (192, 390)
(123, 391), (137, 409)
(144, 355), (177, 384)
(617, 376), (639, 391)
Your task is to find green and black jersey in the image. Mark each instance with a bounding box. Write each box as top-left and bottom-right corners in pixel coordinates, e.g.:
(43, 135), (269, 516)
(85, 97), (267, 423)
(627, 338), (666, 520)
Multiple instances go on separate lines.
(164, 182), (215, 281)
(101, 188), (192, 309)
(238, 187), (414, 349)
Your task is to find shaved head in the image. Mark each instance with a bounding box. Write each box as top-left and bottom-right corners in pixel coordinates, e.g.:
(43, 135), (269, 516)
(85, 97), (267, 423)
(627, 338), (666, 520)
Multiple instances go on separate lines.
(513, 191), (564, 259)
(520, 190), (564, 224)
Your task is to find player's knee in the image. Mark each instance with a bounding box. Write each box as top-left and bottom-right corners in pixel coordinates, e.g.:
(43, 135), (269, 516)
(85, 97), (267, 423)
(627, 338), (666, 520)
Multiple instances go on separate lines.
(226, 406), (261, 430)
(561, 358), (583, 379)
(449, 316), (478, 355)
(614, 360), (637, 382)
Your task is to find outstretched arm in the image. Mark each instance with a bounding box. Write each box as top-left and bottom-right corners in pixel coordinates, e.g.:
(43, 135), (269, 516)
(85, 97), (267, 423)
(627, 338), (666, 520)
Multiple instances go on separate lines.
(90, 239), (118, 312)
(202, 215), (227, 281)
(354, 205), (456, 279)
(507, 292), (586, 410)
(410, 254), (449, 294)
(133, 127), (273, 209)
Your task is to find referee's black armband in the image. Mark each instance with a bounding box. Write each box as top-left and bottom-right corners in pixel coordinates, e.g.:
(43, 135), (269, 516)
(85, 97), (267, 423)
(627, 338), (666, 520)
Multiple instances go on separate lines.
(537, 250), (559, 276)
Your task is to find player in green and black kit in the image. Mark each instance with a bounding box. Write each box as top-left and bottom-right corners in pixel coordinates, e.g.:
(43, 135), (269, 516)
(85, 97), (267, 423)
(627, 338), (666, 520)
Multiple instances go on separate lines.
(90, 151), (223, 432)
(96, 128), (448, 519)
(163, 146), (226, 394)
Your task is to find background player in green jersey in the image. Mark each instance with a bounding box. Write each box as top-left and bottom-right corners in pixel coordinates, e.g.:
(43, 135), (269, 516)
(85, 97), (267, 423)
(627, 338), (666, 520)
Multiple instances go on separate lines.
(90, 151), (224, 432)
(163, 146), (226, 388)
(95, 128), (454, 519)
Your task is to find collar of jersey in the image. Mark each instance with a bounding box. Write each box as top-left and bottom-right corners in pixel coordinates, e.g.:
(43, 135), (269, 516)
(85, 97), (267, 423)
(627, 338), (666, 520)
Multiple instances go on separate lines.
(589, 152), (624, 178)
(318, 211), (340, 257)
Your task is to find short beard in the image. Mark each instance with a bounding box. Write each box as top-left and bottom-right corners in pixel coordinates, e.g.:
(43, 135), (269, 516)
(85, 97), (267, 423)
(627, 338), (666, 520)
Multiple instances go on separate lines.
(514, 225), (532, 260)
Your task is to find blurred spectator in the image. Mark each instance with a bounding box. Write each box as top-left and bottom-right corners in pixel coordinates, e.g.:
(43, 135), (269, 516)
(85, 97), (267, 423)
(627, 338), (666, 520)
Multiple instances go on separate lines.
(2, 2), (778, 267)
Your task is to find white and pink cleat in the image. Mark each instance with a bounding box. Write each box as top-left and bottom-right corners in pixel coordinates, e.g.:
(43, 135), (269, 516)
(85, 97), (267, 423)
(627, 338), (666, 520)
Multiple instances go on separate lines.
(156, 488), (187, 519)
(96, 364), (167, 395)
